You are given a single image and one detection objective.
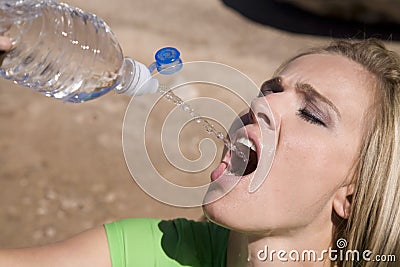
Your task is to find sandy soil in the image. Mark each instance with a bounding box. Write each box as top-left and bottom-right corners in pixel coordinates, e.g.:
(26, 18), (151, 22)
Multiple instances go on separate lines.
(1, 0), (399, 248)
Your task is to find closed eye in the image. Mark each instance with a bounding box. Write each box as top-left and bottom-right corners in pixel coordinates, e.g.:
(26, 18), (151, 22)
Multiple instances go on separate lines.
(297, 108), (327, 127)
(295, 82), (338, 128)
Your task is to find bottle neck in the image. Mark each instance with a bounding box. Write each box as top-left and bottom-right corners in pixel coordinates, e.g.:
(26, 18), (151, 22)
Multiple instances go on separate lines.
(114, 47), (183, 97)
(114, 57), (158, 97)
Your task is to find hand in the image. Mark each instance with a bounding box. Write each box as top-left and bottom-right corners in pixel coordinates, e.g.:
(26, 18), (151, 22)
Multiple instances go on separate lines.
(0, 36), (12, 51)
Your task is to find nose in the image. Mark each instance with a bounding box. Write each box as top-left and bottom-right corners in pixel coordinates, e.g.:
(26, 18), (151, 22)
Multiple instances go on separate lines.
(250, 95), (280, 131)
(228, 78), (283, 136)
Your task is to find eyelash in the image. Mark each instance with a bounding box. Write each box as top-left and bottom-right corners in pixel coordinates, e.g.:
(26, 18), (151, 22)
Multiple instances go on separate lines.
(297, 108), (327, 127)
(260, 79), (329, 127)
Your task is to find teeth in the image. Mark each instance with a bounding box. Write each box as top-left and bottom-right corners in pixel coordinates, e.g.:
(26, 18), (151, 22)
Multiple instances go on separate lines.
(236, 137), (256, 152)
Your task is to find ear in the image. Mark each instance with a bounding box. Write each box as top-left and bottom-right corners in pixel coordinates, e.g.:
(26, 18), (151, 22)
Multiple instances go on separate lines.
(332, 184), (354, 219)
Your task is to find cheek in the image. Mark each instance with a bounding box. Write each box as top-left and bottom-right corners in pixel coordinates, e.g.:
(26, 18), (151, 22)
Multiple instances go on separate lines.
(277, 120), (326, 172)
(278, 119), (354, 183)
(266, 123), (352, 212)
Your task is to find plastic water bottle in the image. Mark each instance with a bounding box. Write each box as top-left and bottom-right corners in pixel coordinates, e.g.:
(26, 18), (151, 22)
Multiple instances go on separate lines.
(0, 0), (183, 103)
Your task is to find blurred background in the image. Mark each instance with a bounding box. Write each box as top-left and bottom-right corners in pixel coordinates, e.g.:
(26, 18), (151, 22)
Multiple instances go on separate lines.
(0, 0), (399, 247)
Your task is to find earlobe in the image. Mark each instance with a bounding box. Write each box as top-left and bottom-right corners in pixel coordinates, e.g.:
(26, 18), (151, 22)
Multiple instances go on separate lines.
(332, 184), (354, 219)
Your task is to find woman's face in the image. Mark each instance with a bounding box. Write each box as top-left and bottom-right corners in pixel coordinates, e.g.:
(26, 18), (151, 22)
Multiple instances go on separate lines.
(203, 54), (374, 235)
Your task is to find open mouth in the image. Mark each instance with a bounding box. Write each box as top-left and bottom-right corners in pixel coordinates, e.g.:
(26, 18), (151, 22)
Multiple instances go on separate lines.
(210, 130), (259, 182)
(228, 136), (258, 176)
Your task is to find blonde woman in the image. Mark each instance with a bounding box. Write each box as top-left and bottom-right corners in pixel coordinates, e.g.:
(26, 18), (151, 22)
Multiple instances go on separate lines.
(0, 38), (399, 267)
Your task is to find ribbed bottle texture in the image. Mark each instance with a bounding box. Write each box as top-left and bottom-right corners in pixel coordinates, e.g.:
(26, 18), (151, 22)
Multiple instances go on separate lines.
(0, 0), (126, 102)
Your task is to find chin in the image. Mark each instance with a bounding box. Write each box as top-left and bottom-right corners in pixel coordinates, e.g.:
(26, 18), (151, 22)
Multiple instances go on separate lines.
(202, 202), (235, 229)
(202, 177), (254, 230)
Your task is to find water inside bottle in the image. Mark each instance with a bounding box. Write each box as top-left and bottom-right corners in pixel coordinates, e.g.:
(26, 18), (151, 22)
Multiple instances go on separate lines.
(0, 1), (124, 103)
(157, 84), (248, 162)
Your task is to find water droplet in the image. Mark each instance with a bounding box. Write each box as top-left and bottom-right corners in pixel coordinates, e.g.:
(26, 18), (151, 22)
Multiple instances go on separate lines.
(237, 151), (245, 158)
(181, 104), (191, 112)
(216, 132), (224, 139)
(190, 111), (199, 117)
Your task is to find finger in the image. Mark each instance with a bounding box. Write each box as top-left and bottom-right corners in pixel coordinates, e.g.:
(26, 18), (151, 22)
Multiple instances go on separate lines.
(0, 36), (12, 51)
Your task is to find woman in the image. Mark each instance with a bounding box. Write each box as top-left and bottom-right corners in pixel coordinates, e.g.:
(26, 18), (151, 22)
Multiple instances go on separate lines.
(0, 38), (399, 266)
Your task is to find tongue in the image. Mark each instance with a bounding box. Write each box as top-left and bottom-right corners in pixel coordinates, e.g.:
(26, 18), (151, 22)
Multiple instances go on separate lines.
(211, 162), (228, 181)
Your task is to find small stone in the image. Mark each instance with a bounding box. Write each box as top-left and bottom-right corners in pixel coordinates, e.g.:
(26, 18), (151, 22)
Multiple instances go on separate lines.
(37, 206), (47, 215)
(45, 226), (56, 238)
(45, 189), (57, 200)
(60, 198), (78, 210)
(104, 192), (116, 203)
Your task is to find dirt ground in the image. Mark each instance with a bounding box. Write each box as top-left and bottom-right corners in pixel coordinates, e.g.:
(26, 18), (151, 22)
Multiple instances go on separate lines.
(1, 0), (399, 248)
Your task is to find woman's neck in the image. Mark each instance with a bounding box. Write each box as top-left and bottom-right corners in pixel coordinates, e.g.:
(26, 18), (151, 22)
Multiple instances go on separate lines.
(226, 222), (334, 267)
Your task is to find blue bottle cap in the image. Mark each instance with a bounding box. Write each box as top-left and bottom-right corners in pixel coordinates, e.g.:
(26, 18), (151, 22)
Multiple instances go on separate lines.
(150, 47), (182, 75)
(155, 47), (180, 65)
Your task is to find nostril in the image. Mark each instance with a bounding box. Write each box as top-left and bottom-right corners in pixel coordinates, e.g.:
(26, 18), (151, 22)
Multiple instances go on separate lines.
(260, 77), (284, 96)
(257, 112), (270, 126)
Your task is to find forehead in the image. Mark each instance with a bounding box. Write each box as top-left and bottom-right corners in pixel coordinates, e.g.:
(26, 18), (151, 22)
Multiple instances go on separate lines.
(279, 53), (372, 91)
(279, 54), (374, 131)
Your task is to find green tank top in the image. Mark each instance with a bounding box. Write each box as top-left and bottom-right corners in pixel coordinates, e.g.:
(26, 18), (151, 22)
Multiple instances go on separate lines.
(104, 218), (230, 267)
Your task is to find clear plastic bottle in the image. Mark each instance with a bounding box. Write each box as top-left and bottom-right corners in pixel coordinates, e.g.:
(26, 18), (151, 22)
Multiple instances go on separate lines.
(0, 0), (182, 103)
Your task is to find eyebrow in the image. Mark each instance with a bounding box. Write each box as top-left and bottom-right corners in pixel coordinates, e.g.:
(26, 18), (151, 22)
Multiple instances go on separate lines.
(295, 82), (341, 119)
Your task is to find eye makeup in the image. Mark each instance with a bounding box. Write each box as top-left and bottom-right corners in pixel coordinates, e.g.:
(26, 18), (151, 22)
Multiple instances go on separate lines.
(295, 82), (340, 128)
(297, 102), (329, 127)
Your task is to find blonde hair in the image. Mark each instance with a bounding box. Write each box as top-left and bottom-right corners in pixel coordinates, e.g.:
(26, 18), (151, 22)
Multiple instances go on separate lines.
(281, 39), (400, 266)
(337, 40), (400, 267)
